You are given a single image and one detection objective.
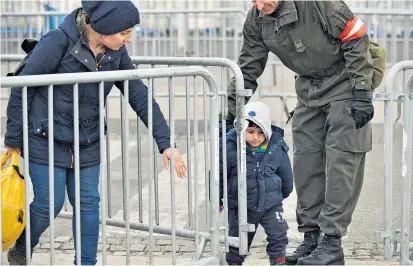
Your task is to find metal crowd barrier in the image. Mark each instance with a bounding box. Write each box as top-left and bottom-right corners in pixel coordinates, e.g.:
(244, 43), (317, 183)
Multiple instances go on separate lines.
(375, 60), (413, 263)
(0, 66), (242, 265)
(128, 56), (254, 258)
(0, 9), (246, 60)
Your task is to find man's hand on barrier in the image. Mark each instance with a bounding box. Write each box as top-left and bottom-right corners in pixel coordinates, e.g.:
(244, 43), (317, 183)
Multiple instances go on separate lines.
(4, 145), (21, 155)
(163, 147), (187, 178)
(351, 89), (374, 129)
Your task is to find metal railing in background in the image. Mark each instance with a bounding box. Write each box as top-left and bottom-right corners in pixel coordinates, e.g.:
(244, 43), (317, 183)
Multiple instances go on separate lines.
(0, 66), (232, 265)
(2, 8), (411, 61)
(0, 9), (246, 60)
(375, 60), (413, 262)
(1, 8), (412, 122)
(353, 9), (413, 66)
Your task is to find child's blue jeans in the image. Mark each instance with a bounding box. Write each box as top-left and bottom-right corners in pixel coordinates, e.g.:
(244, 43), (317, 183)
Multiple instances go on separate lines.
(14, 162), (100, 265)
(226, 205), (289, 265)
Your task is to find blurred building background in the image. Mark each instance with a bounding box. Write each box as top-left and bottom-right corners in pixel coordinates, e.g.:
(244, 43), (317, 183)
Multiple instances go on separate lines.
(1, 0), (412, 122)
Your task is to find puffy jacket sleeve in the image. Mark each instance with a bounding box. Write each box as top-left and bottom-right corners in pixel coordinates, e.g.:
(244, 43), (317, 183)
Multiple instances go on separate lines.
(226, 7), (269, 117)
(314, 0), (373, 90)
(276, 145), (293, 199)
(4, 29), (68, 148)
(115, 52), (171, 153)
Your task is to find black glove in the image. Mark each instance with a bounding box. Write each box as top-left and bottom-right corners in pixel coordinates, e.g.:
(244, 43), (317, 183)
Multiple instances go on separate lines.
(351, 89), (374, 129)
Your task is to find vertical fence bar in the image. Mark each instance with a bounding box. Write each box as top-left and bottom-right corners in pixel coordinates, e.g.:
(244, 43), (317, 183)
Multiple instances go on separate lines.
(148, 78), (154, 265)
(105, 101), (112, 218)
(48, 84), (55, 265)
(193, 76), (200, 258)
(391, 15), (397, 64)
(195, 13), (200, 57)
(152, 16), (156, 56)
(152, 66), (160, 226)
(73, 83), (81, 266)
(99, 82), (107, 265)
(137, 118), (143, 223)
(403, 16), (409, 61)
(234, 20), (240, 61)
(235, 85), (249, 256)
(203, 79), (210, 230)
(383, 69), (394, 260)
(22, 86), (31, 265)
(222, 15), (227, 58)
(143, 23), (148, 56)
(208, 70), (220, 264)
(186, 75), (193, 229)
(169, 76), (177, 264)
(400, 75), (413, 265)
(168, 15), (173, 56)
(221, 95), (229, 253)
(121, 80), (131, 265)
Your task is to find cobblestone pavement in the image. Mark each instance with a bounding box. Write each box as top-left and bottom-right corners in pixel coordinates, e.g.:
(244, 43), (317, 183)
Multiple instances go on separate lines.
(14, 234), (400, 265)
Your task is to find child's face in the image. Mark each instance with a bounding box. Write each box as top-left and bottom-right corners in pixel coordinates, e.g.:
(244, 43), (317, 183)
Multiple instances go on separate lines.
(245, 126), (266, 148)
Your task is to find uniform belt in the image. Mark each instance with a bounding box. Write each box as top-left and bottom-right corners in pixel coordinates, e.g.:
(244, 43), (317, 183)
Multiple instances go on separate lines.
(311, 61), (346, 80)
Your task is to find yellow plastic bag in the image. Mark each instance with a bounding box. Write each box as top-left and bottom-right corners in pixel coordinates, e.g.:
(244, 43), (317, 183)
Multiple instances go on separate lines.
(1, 151), (25, 251)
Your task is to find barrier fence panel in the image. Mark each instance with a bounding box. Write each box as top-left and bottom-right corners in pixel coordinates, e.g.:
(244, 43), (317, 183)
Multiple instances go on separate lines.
(128, 56), (254, 257)
(375, 60), (413, 262)
(0, 66), (239, 265)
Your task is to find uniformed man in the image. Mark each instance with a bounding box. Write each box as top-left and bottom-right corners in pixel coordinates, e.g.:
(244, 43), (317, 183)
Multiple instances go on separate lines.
(223, 0), (374, 265)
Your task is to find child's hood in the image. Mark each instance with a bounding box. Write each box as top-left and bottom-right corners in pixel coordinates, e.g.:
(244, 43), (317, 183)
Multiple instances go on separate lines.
(245, 101), (272, 143)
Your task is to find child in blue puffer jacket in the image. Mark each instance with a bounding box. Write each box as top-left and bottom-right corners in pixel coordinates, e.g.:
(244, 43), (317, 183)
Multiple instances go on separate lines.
(220, 101), (294, 265)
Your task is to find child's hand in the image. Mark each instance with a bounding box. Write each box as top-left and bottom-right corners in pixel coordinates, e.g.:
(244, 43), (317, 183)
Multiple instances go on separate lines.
(4, 145), (21, 155)
(162, 147), (187, 178)
(219, 205), (224, 214)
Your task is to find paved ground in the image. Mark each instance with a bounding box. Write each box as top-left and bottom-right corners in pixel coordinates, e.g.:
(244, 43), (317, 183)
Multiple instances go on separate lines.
(0, 122), (412, 265)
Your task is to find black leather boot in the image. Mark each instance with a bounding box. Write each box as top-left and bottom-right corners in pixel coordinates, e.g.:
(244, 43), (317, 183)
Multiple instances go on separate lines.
(296, 234), (344, 265)
(285, 230), (321, 265)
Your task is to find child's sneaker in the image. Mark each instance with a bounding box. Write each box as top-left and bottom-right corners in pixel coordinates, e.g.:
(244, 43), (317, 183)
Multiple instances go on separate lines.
(270, 257), (285, 265)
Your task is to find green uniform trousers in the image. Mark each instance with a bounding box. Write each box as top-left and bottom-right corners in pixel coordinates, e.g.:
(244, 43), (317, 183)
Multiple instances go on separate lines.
(292, 99), (372, 236)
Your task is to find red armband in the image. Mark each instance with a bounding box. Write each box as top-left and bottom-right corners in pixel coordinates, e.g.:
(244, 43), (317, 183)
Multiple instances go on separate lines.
(339, 15), (367, 43)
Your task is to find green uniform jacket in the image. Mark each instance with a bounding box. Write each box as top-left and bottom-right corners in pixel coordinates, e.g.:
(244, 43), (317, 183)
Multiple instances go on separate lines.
(227, 0), (374, 114)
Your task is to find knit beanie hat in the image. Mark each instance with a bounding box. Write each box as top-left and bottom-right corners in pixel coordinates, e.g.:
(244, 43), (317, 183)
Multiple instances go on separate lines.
(81, 0), (140, 35)
(244, 101), (272, 143)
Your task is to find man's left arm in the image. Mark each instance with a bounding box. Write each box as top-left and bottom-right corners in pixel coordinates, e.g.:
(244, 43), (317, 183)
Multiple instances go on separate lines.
(315, 0), (374, 128)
